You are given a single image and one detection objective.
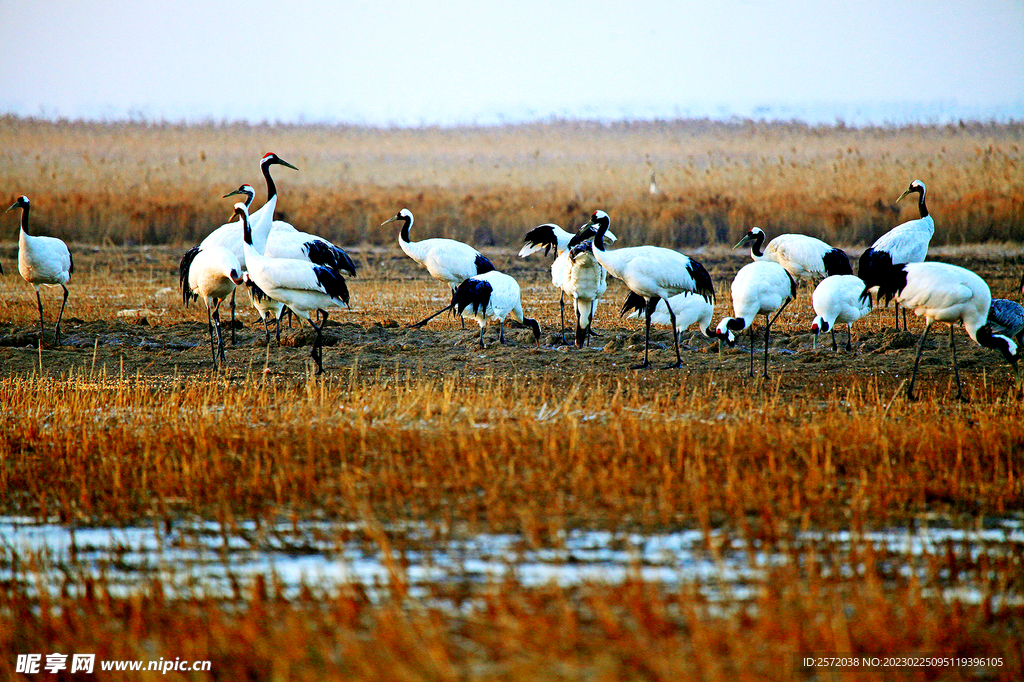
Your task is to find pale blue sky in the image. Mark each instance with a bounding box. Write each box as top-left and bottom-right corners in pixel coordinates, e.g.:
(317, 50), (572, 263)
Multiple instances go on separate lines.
(3, 0), (1023, 126)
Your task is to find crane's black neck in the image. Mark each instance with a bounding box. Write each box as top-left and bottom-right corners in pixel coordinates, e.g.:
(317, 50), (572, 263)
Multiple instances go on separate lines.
(18, 203), (31, 235)
(915, 187), (928, 218)
(749, 231), (765, 257)
(262, 160), (277, 201)
(241, 210), (253, 246)
(398, 216), (412, 243)
(592, 217), (611, 251)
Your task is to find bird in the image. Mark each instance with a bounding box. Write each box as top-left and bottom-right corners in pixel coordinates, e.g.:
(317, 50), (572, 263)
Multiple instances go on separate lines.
(713, 261), (797, 378)
(265, 224), (357, 278)
(238, 203), (350, 375)
(858, 179), (935, 331)
(519, 221), (617, 344)
(452, 270), (541, 348)
(873, 261), (1018, 401)
(735, 227), (852, 284)
(562, 238), (608, 348)
(620, 291), (715, 341)
(181, 245), (244, 368)
(180, 153), (298, 343)
(381, 208), (496, 328)
(583, 209), (715, 369)
(810, 274), (872, 352)
(5, 196), (73, 345)
(985, 298), (1024, 347)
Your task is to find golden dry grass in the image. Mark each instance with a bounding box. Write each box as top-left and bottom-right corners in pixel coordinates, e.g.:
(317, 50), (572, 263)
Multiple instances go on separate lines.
(1, 115), (1022, 250)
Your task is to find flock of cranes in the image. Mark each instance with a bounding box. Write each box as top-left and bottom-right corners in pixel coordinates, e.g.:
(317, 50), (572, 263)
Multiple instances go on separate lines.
(3, 165), (1023, 399)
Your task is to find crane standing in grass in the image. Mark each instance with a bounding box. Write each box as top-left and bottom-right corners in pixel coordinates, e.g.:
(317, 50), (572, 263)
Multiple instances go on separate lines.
(874, 261), (1018, 401)
(5, 196), (73, 346)
(381, 208), (496, 328)
(452, 270), (541, 348)
(735, 227), (852, 284)
(859, 180), (935, 331)
(182, 246), (244, 368)
(810, 274), (872, 352)
(583, 210), (715, 369)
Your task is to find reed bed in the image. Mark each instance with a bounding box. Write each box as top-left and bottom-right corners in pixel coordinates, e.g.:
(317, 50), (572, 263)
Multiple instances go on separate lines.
(1, 116), (1022, 249)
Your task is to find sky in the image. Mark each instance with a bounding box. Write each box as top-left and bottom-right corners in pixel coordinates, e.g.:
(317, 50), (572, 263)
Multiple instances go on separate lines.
(2, 0), (1023, 127)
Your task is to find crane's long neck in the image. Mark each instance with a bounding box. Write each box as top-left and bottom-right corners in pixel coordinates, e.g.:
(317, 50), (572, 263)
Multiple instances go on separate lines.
(262, 161), (278, 203)
(18, 204), (30, 236)
(748, 232), (765, 258)
(916, 188), (928, 218)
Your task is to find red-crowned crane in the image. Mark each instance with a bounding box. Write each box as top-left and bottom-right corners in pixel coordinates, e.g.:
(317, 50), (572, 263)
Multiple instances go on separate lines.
(182, 246), (244, 368)
(452, 270), (541, 348)
(583, 210), (715, 369)
(735, 227), (852, 283)
(381, 208), (495, 328)
(620, 290), (715, 341)
(874, 261), (1018, 401)
(713, 261), (796, 378)
(5, 196), (73, 346)
(239, 203), (350, 375)
(859, 179), (935, 330)
(519, 221), (617, 344)
(810, 274), (872, 351)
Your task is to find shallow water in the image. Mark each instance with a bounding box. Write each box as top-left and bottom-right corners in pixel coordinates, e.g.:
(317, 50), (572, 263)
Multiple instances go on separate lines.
(1, 515), (1022, 605)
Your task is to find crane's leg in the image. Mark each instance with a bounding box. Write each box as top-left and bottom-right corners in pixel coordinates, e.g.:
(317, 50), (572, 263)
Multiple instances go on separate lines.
(206, 306), (217, 368)
(906, 320), (933, 401)
(498, 320), (506, 344)
(54, 284), (69, 346)
(950, 322), (967, 402)
(34, 286), (45, 344)
(411, 302), (456, 328)
(307, 313), (325, 375)
(261, 316), (271, 345)
(275, 315), (282, 344)
(749, 321), (756, 378)
(902, 306), (909, 332)
(663, 297), (682, 369)
(586, 301), (595, 347)
(479, 322), (486, 347)
(557, 291), (569, 345)
(847, 323), (853, 352)
(212, 298), (226, 367)
(831, 327), (838, 352)
(631, 297), (656, 370)
(229, 289), (236, 345)
(763, 313), (772, 378)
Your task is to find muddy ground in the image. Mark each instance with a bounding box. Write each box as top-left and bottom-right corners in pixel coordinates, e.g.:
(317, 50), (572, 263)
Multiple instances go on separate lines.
(1, 243), (1023, 398)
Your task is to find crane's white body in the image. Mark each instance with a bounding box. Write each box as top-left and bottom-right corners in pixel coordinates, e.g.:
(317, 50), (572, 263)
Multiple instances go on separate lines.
(6, 196), (73, 345)
(811, 274), (872, 350)
(877, 261), (1019, 400)
(556, 242), (608, 346)
(187, 246), (242, 309)
(453, 270), (541, 346)
(517, 222), (617, 259)
(717, 261), (795, 341)
(265, 224), (357, 278)
(737, 227), (851, 283)
(624, 292), (714, 339)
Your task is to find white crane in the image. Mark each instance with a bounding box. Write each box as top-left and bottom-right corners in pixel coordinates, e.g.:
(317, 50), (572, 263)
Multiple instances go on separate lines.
(5, 196), (73, 346)
(452, 270), (541, 347)
(859, 179), (935, 330)
(620, 291), (715, 341)
(381, 208), (496, 328)
(987, 299), (1024, 347)
(810, 274), (872, 352)
(735, 227), (852, 284)
(583, 210), (715, 369)
(182, 246), (244, 368)
(239, 203), (350, 375)
(713, 261), (797, 378)
(561, 238), (608, 347)
(874, 261), (1018, 401)
(519, 221), (617, 344)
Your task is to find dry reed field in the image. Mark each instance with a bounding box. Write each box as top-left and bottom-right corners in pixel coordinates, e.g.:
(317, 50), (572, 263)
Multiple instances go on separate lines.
(1, 118), (1023, 680)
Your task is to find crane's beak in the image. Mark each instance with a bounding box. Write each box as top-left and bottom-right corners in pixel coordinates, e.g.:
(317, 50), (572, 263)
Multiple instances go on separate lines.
(380, 215), (399, 226)
(733, 234), (752, 250)
(895, 188), (912, 204)
(223, 188), (245, 199)
(279, 159), (299, 171)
